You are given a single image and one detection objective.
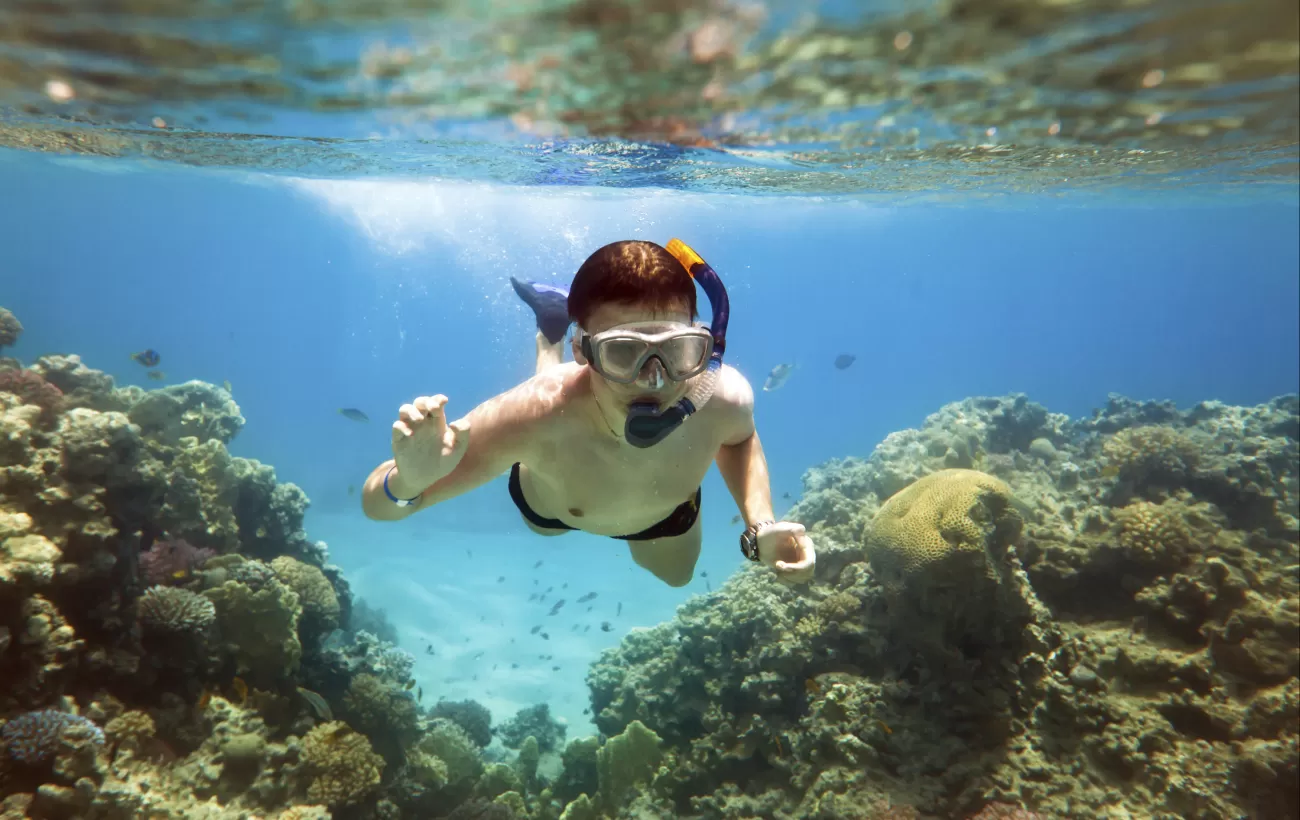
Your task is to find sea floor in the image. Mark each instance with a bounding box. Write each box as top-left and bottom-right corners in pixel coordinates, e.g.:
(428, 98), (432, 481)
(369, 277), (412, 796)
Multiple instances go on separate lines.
(307, 503), (743, 740)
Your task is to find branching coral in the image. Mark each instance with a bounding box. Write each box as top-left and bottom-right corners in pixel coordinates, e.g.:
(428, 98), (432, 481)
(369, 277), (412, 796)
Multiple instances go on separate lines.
(0, 307), (22, 349)
(139, 538), (216, 585)
(1, 710), (104, 766)
(300, 722), (385, 807)
(1103, 425), (1200, 482)
(1113, 500), (1193, 566)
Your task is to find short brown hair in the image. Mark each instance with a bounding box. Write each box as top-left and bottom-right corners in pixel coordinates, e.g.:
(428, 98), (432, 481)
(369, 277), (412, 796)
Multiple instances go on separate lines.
(568, 240), (697, 329)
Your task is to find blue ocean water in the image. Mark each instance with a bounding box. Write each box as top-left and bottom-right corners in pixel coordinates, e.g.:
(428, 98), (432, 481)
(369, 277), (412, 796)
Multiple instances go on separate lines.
(2, 152), (1296, 737)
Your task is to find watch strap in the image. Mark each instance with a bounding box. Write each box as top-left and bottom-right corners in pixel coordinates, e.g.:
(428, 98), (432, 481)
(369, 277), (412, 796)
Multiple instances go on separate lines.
(739, 520), (775, 562)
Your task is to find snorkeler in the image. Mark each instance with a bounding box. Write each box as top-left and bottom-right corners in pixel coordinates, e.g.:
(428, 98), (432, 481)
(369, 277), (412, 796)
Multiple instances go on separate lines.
(361, 239), (815, 587)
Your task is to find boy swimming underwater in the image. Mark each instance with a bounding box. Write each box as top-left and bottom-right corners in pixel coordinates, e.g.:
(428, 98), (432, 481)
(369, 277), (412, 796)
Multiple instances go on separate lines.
(361, 239), (815, 587)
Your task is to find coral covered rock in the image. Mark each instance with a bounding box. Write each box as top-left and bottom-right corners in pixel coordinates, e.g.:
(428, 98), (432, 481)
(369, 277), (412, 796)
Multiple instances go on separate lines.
(127, 380), (245, 447)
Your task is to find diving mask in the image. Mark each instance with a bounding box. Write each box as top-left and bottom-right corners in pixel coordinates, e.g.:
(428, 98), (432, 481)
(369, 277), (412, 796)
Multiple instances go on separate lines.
(579, 322), (714, 385)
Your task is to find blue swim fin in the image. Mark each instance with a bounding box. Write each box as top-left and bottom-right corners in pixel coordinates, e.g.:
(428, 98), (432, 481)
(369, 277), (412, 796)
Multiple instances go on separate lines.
(510, 277), (572, 344)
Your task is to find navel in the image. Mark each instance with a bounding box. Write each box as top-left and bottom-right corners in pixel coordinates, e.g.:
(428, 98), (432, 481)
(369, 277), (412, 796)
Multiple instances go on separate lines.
(568, 508), (584, 518)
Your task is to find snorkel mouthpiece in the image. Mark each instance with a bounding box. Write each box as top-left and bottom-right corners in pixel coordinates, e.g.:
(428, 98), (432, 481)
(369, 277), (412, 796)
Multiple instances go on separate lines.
(624, 239), (730, 448)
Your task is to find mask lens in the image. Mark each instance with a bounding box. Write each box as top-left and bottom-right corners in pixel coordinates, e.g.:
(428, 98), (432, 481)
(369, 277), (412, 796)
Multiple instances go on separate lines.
(660, 334), (711, 378)
(596, 337), (650, 381)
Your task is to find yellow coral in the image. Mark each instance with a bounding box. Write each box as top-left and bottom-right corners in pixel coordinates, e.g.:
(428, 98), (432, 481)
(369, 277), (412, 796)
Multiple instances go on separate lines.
(270, 556), (341, 634)
(301, 722), (384, 807)
(1103, 426), (1199, 479)
(863, 468), (1021, 591)
(1114, 500), (1192, 564)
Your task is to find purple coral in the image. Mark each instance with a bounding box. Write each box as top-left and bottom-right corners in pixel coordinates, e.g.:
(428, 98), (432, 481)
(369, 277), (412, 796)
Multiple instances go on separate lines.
(137, 585), (216, 635)
(0, 367), (63, 425)
(1, 710), (104, 766)
(139, 538), (215, 585)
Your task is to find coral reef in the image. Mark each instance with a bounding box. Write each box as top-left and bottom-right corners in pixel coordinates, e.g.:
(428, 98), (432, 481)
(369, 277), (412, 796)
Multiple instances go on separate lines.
(2, 303), (1295, 820)
(583, 392), (1298, 820)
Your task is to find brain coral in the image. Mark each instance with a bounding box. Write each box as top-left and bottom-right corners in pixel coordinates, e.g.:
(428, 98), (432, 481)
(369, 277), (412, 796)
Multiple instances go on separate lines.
(301, 722), (385, 807)
(863, 468), (1022, 593)
(137, 585), (217, 635)
(1, 710), (104, 766)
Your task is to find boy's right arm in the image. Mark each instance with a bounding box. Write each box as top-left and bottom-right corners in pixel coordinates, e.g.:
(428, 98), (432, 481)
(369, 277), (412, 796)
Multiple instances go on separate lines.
(361, 385), (538, 521)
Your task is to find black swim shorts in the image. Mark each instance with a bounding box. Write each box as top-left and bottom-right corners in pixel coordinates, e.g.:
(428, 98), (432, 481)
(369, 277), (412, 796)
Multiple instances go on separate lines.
(508, 463), (701, 541)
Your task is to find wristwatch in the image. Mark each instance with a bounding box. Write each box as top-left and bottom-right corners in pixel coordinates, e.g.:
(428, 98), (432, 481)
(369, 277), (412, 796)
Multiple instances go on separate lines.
(383, 465), (423, 507)
(739, 520), (774, 562)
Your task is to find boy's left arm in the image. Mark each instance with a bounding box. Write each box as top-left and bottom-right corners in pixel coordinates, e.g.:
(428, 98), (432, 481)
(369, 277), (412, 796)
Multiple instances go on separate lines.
(713, 367), (816, 584)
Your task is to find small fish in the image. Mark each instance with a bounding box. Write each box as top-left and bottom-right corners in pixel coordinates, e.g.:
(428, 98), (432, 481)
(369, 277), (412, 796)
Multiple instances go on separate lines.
(404, 679), (415, 690)
(528, 593), (538, 602)
(231, 677), (248, 705)
(601, 621), (612, 632)
(146, 370), (167, 381)
(616, 602), (622, 616)
(338, 408), (369, 422)
(552, 665), (560, 671)
(782, 492), (791, 500)
(511, 663), (519, 669)
(131, 349), (161, 367)
(705, 580), (712, 592)
(549, 599), (565, 615)
(546, 586), (554, 593)
(347, 485), (356, 496)
(533, 560), (543, 569)
(171, 569), (188, 580)
(498, 576), (505, 583)
(426, 645), (435, 655)
(467, 549), (473, 558)
(473, 651), (484, 660)
(701, 571), (708, 578)
(562, 583), (568, 589)
(730, 514), (742, 525)
(222, 379), (233, 393)
(833, 353), (856, 370)
(805, 678), (823, 697)
(762, 363), (796, 392)
(541, 632), (550, 640)
(583, 625), (591, 632)
(587, 606), (593, 612)
(577, 592), (597, 603)
(417, 687), (423, 702)
(1101, 464), (1121, 478)
(583, 707), (590, 715)
(530, 625), (541, 634)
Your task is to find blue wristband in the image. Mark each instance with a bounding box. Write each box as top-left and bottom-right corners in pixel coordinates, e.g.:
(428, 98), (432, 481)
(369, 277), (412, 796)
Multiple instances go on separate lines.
(383, 466), (423, 507)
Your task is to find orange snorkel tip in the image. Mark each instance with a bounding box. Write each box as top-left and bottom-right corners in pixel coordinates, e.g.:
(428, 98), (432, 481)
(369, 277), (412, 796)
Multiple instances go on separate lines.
(666, 238), (706, 277)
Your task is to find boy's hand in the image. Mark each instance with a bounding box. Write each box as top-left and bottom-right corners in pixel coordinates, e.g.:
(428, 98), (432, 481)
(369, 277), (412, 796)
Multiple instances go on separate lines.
(757, 522), (816, 584)
(389, 395), (470, 494)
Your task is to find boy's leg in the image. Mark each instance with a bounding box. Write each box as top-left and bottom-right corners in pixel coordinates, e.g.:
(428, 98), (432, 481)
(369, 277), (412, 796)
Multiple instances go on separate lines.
(511, 277), (572, 372)
(626, 515), (703, 587)
(536, 332), (564, 375)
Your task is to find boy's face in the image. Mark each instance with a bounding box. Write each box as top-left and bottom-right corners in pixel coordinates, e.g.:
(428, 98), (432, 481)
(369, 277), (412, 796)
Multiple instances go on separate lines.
(576, 300), (696, 410)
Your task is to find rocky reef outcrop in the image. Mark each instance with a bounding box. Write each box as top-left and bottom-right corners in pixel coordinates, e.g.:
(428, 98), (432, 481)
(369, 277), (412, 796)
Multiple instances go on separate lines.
(585, 393), (1298, 820)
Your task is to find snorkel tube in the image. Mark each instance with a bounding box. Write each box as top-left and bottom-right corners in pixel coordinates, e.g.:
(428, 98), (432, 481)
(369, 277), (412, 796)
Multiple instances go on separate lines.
(624, 239), (731, 448)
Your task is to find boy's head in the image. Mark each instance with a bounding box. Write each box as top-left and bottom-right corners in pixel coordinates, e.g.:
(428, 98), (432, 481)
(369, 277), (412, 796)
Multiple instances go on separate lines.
(569, 240), (702, 406)
(568, 240), (697, 332)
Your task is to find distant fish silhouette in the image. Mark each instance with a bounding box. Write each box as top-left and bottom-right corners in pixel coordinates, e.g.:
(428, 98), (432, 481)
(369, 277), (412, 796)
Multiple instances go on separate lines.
(338, 408), (369, 422)
(763, 363), (796, 392)
(834, 354), (856, 370)
(146, 370), (166, 381)
(131, 349), (160, 367)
